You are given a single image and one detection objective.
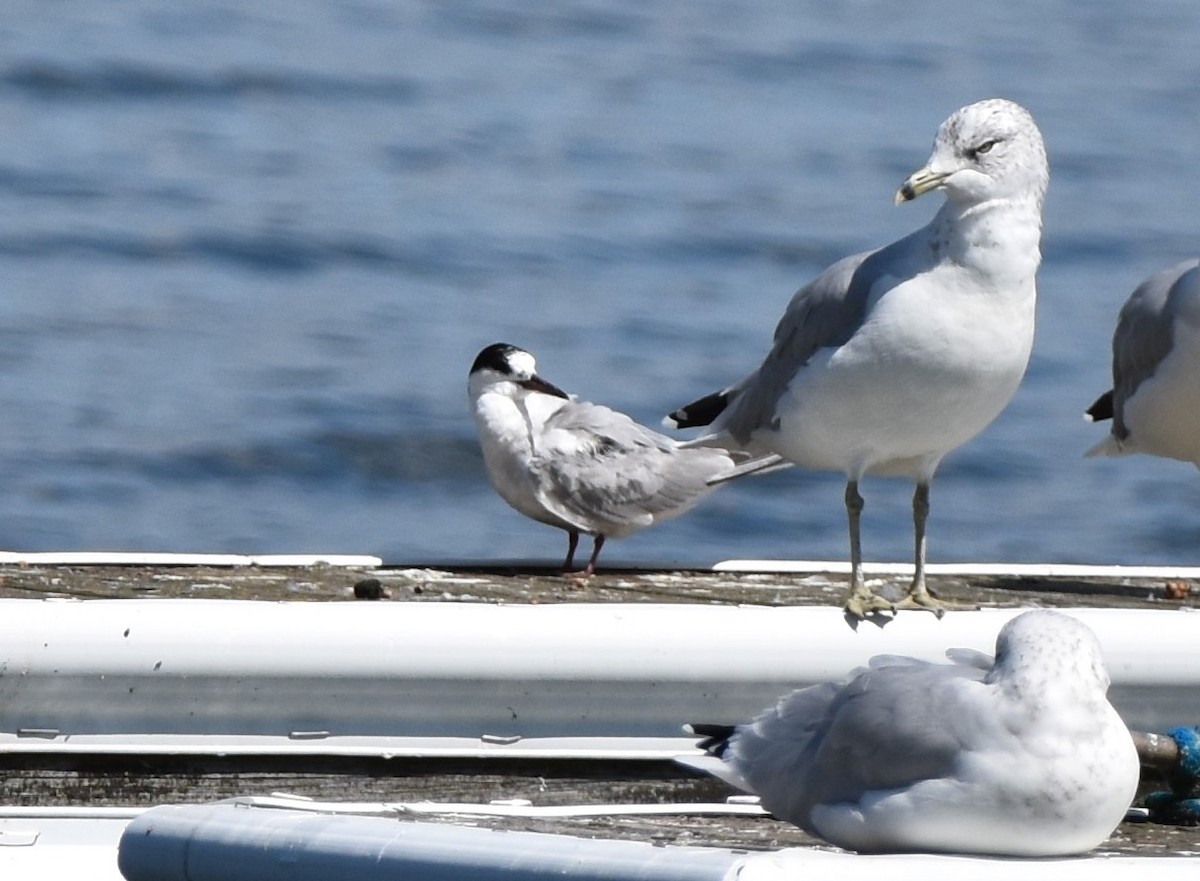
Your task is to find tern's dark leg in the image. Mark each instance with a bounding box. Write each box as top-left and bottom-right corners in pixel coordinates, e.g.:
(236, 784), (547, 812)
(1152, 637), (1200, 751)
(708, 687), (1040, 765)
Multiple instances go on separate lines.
(581, 534), (606, 578)
(561, 529), (580, 572)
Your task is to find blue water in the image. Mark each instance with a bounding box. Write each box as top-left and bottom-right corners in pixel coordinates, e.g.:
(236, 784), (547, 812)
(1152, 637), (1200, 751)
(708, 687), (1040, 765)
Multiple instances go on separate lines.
(2, 1), (1200, 568)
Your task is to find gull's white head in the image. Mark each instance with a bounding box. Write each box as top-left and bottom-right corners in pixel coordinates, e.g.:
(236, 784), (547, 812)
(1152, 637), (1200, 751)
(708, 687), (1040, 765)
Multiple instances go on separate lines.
(896, 98), (1048, 211)
(468, 342), (569, 401)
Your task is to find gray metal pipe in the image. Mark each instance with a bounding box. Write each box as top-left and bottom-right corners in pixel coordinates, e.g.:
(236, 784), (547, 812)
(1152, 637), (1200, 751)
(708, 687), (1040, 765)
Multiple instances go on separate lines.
(117, 804), (743, 881)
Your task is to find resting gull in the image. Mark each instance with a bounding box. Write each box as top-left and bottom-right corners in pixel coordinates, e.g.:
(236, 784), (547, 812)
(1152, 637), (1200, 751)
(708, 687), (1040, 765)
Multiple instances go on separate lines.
(667, 99), (1049, 621)
(1087, 258), (1200, 465)
(469, 343), (761, 576)
(683, 609), (1138, 856)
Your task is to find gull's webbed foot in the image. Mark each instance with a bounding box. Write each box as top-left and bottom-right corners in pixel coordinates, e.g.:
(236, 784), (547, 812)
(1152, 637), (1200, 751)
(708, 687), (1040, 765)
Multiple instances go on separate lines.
(843, 583), (897, 628)
(892, 582), (978, 617)
(891, 587), (946, 618)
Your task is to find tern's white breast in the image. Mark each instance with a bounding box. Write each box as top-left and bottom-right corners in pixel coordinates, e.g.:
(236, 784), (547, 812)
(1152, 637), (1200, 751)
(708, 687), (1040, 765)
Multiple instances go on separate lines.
(472, 391), (574, 530)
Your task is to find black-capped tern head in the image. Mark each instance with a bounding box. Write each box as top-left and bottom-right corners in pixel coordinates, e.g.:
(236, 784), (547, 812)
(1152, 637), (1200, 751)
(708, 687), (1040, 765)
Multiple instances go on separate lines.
(468, 342), (569, 401)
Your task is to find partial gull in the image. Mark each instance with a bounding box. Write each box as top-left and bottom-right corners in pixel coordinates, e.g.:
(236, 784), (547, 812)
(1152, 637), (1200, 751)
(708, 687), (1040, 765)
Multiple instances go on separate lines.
(683, 609), (1138, 856)
(469, 343), (764, 576)
(1087, 258), (1200, 465)
(667, 98), (1049, 621)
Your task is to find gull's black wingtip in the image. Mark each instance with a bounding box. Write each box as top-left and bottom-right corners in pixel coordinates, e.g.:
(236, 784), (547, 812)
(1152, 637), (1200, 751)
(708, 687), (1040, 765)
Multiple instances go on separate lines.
(1086, 389), (1114, 423)
(666, 391), (730, 430)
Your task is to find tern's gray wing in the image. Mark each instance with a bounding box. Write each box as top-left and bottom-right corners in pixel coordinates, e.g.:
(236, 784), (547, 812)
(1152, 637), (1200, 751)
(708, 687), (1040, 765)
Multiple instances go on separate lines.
(729, 658), (989, 829)
(534, 401), (732, 536)
(1107, 259), (1200, 439)
(722, 234), (925, 443)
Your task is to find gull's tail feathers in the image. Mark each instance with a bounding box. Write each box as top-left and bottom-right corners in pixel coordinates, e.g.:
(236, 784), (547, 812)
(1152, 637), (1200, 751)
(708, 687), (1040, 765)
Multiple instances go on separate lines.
(685, 722), (737, 757)
(1085, 390), (1114, 423)
(664, 390), (730, 430)
(677, 723), (754, 792)
(673, 755), (752, 791)
(1084, 390), (1129, 458)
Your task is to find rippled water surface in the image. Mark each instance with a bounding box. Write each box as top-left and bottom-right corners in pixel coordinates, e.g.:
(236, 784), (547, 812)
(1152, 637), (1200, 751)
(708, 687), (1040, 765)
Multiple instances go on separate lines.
(2, 1), (1200, 567)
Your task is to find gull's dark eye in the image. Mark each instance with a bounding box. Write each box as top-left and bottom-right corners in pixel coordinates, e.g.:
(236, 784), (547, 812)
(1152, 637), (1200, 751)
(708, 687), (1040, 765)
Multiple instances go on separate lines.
(966, 139), (999, 161)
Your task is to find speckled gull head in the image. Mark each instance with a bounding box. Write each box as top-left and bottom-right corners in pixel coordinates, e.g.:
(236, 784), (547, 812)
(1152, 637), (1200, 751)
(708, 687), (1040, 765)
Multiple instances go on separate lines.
(989, 607), (1111, 696)
(897, 97), (1048, 212)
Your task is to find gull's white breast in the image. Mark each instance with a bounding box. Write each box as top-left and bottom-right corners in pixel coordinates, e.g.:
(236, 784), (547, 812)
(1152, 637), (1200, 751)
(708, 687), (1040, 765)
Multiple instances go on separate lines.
(768, 260), (1037, 477)
(1121, 317), (1200, 465)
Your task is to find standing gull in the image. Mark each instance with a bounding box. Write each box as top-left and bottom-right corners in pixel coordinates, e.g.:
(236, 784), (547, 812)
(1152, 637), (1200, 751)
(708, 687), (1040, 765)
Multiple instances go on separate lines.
(683, 610), (1139, 856)
(1086, 258), (1200, 465)
(667, 99), (1049, 620)
(469, 343), (757, 576)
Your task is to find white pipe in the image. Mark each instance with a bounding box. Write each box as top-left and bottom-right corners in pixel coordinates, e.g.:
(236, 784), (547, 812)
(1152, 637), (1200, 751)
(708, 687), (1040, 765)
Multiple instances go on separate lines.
(0, 601), (1194, 744)
(227, 793), (769, 819)
(713, 559), (1200, 578)
(0, 551), (381, 567)
(0, 816), (132, 880)
(0, 733), (697, 759)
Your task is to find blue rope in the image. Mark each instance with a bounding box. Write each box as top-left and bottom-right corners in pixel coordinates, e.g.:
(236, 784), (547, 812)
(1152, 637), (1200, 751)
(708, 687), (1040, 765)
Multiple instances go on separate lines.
(1146, 726), (1200, 826)
(1171, 726), (1200, 782)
